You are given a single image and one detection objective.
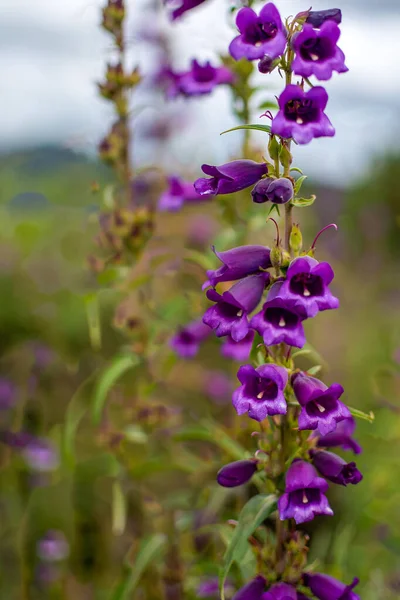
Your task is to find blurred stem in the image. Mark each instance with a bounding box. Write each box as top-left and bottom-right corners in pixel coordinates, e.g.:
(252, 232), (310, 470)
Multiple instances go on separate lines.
(283, 57), (293, 252)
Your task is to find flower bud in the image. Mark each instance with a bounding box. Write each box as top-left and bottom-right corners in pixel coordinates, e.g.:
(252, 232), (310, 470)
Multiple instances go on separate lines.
(258, 55), (274, 74)
(270, 244), (283, 270)
(251, 178), (272, 204)
(268, 136), (280, 162)
(265, 178), (293, 205)
(289, 223), (303, 254)
(279, 144), (292, 169)
(306, 9), (342, 28)
(217, 459), (258, 487)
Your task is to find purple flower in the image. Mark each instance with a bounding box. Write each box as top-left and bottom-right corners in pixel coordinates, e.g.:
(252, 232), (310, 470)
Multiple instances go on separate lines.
(271, 85), (335, 145)
(37, 531), (69, 562)
(166, 0), (208, 20)
(23, 438), (59, 472)
(310, 450), (363, 486)
(222, 331), (255, 361)
(194, 160), (268, 197)
(252, 177), (293, 205)
(207, 245), (272, 287)
(278, 460), (333, 524)
(217, 459), (258, 487)
(204, 273), (268, 341)
(279, 256), (339, 318)
(159, 176), (202, 212)
(232, 363), (288, 421)
(251, 282), (307, 348)
(176, 60), (234, 96)
(197, 577), (234, 598)
(315, 416), (362, 454)
(292, 22), (348, 81)
(170, 319), (211, 358)
(204, 371), (232, 404)
(229, 3), (287, 61)
(263, 583), (297, 600)
(303, 573), (360, 600)
(233, 576), (266, 600)
(0, 378), (15, 410)
(292, 372), (351, 436)
(306, 9), (342, 29)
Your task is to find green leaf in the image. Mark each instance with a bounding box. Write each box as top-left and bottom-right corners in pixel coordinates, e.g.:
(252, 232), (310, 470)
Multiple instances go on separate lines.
(294, 175), (308, 195)
(85, 293), (102, 350)
(307, 365), (322, 376)
(110, 533), (167, 600)
(290, 167), (303, 174)
(184, 249), (215, 271)
(268, 203), (280, 217)
(348, 406), (375, 423)
(220, 124), (271, 136)
(219, 494), (277, 600)
(291, 195), (316, 208)
(63, 371), (98, 468)
(112, 480), (126, 536)
(174, 422), (246, 461)
(93, 354), (140, 425)
(258, 100), (279, 110)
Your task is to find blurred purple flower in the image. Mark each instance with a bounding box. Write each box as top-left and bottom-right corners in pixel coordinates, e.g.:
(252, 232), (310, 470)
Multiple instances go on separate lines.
(170, 319), (212, 358)
(23, 438), (59, 472)
(175, 60), (234, 97)
(204, 371), (232, 404)
(305, 9), (342, 28)
(198, 577), (234, 598)
(165, 0), (208, 20)
(37, 530), (69, 562)
(315, 416), (362, 454)
(303, 573), (360, 600)
(159, 176), (202, 212)
(0, 378), (15, 410)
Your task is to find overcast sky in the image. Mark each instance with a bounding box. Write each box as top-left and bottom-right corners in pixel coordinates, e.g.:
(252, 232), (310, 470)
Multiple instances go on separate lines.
(1, 0), (399, 183)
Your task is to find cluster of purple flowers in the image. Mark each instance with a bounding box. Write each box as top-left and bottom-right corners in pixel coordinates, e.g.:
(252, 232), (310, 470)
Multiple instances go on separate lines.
(166, 2), (361, 597)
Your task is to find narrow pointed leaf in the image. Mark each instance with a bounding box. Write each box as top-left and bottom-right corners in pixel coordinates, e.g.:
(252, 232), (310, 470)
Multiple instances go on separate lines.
(220, 124), (271, 136)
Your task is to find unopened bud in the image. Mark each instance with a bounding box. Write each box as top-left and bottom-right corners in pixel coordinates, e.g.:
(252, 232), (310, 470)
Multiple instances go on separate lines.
(306, 8), (342, 28)
(270, 245), (283, 270)
(268, 136), (280, 162)
(279, 143), (292, 169)
(289, 224), (303, 254)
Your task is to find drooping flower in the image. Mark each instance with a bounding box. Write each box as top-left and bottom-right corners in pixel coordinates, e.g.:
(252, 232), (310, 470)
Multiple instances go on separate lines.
(258, 55), (275, 74)
(217, 459), (258, 487)
(291, 372), (351, 436)
(229, 3), (287, 61)
(222, 331), (255, 361)
(271, 84), (335, 145)
(292, 21), (348, 81)
(204, 273), (268, 341)
(176, 60), (234, 96)
(315, 416), (362, 454)
(158, 175), (202, 212)
(310, 449), (363, 486)
(279, 256), (339, 318)
(166, 0), (208, 21)
(170, 319), (212, 358)
(306, 9), (342, 29)
(0, 378), (15, 410)
(252, 177), (293, 204)
(232, 363), (288, 421)
(263, 582), (297, 600)
(207, 245), (271, 287)
(232, 576), (266, 600)
(194, 160), (268, 197)
(251, 282), (307, 348)
(278, 460), (333, 524)
(303, 573), (360, 600)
